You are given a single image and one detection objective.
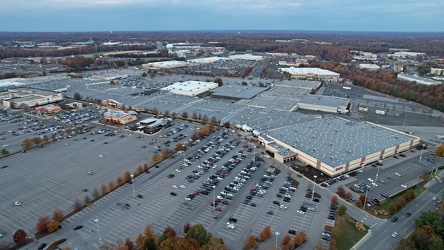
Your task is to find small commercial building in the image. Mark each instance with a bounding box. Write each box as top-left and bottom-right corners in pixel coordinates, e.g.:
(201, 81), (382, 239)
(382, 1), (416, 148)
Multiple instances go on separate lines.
(162, 81), (218, 96)
(35, 104), (62, 114)
(279, 67), (340, 81)
(297, 95), (350, 113)
(359, 64), (381, 71)
(2, 88), (63, 109)
(104, 110), (137, 125)
(258, 117), (419, 177)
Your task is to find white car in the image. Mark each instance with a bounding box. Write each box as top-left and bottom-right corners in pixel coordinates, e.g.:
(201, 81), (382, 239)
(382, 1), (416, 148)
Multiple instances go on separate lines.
(279, 205), (288, 210)
(180, 185), (187, 189)
(226, 223), (236, 229)
(14, 201), (21, 206)
(401, 184), (407, 188)
(175, 169), (181, 173)
(392, 232), (399, 238)
(99, 154), (104, 158)
(2, 144), (9, 148)
(172, 185), (178, 189)
(297, 210), (305, 215)
(88, 171), (94, 175)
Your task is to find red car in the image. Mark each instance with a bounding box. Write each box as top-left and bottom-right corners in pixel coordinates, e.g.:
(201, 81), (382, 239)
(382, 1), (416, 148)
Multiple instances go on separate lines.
(215, 208), (222, 212)
(194, 191), (199, 196)
(167, 174), (175, 178)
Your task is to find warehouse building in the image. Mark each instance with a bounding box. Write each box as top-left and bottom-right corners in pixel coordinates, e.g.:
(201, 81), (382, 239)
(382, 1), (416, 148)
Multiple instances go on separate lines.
(297, 95), (350, 113)
(161, 81), (218, 96)
(210, 85), (268, 100)
(279, 67), (340, 81)
(258, 117), (419, 177)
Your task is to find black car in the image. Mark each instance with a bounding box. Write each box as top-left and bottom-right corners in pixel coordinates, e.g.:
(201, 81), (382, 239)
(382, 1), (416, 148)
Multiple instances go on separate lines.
(228, 217), (238, 223)
(391, 216), (398, 222)
(272, 200), (280, 205)
(405, 212), (412, 217)
(38, 243), (47, 250)
(288, 230), (296, 235)
(74, 225), (83, 230)
(1, 165), (7, 169)
(170, 192), (177, 196)
(283, 197), (290, 202)
(276, 193), (283, 198)
(313, 198), (320, 203)
(137, 194), (143, 199)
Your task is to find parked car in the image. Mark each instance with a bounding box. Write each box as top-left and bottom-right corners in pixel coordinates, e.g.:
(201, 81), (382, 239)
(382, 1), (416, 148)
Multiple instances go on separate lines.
(74, 225), (83, 230)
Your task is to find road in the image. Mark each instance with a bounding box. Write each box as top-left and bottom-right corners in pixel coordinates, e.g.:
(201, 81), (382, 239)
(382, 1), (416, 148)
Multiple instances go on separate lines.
(357, 181), (443, 250)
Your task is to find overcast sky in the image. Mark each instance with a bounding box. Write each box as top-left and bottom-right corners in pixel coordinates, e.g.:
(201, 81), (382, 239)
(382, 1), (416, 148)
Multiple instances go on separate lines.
(1, 0), (443, 32)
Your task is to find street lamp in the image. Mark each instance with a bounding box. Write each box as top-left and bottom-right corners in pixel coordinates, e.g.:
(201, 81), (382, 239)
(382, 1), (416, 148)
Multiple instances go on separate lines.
(130, 174), (136, 198)
(419, 146), (424, 164)
(94, 218), (102, 247)
(363, 188), (369, 210)
(375, 160), (381, 183)
(275, 231), (280, 249)
(403, 113), (408, 131)
(312, 175), (317, 201)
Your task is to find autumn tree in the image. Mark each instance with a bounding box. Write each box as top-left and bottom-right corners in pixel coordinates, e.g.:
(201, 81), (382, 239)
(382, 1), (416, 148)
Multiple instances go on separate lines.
(73, 91), (82, 100)
(259, 225), (272, 241)
(183, 223), (191, 234)
(21, 138), (33, 150)
(344, 192), (353, 201)
(122, 238), (134, 250)
(163, 226), (177, 238)
(32, 137), (43, 146)
(161, 148), (174, 158)
(281, 234), (295, 250)
(294, 231), (307, 246)
(435, 145), (444, 157)
(336, 186), (345, 197)
(116, 176), (124, 186)
(330, 195), (339, 206)
(152, 153), (163, 163)
(243, 235), (257, 250)
(47, 220), (60, 233)
(123, 171), (132, 183)
(52, 208), (64, 222)
(137, 165), (143, 174)
(101, 183), (108, 195)
(143, 163), (149, 171)
(84, 195), (91, 205)
(92, 187), (100, 199)
(185, 224), (211, 247)
(13, 229), (27, 245)
(176, 143), (184, 151)
(141, 237), (157, 250)
(182, 111), (189, 120)
(36, 215), (50, 233)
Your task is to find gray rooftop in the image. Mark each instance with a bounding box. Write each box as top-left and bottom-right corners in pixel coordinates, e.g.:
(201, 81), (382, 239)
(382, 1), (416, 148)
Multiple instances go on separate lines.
(210, 84), (268, 99)
(299, 94), (350, 108)
(267, 117), (417, 168)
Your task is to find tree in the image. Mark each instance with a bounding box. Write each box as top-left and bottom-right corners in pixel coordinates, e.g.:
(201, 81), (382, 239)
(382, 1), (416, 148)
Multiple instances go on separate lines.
(214, 77), (223, 87)
(259, 225), (272, 241)
(336, 186), (345, 197)
(122, 238), (134, 250)
(73, 198), (82, 211)
(435, 144), (444, 157)
(182, 111), (189, 120)
(344, 192), (353, 201)
(47, 220), (60, 233)
(93, 187), (100, 199)
(73, 91), (81, 100)
(281, 235), (294, 250)
(185, 224), (211, 247)
(294, 231), (307, 246)
(144, 225), (156, 239)
(176, 143), (184, 151)
(108, 181), (116, 192)
(142, 72), (147, 77)
(84, 195), (91, 205)
(415, 211), (444, 235)
(161, 148), (174, 158)
(330, 195), (339, 206)
(21, 138), (34, 150)
(183, 223), (191, 234)
(123, 171), (132, 183)
(36, 215), (50, 233)
(101, 183), (108, 195)
(13, 229), (27, 245)
(163, 226), (177, 237)
(141, 237), (157, 250)
(0, 242), (11, 250)
(52, 208), (64, 222)
(243, 235), (257, 250)
(1, 148), (9, 156)
(137, 165), (144, 174)
(143, 163), (149, 172)
(152, 153), (163, 163)
(135, 233), (145, 249)
(337, 204), (347, 216)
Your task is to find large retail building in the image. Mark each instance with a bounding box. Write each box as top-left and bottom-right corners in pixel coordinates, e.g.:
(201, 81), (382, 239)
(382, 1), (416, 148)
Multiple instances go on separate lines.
(258, 117), (419, 177)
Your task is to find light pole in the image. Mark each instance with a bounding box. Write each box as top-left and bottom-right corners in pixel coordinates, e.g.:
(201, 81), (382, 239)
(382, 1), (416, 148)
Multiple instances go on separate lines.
(312, 175), (317, 201)
(94, 218), (102, 247)
(363, 188), (369, 210)
(403, 113), (408, 131)
(375, 160), (381, 183)
(130, 174), (136, 198)
(419, 146), (424, 164)
(275, 231), (280, 249)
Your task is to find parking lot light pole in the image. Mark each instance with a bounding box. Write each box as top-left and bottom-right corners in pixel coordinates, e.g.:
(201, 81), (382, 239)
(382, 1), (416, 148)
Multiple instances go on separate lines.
(275, 231), (280, 249)
(363, 188), (369, 210)
(375, 161), (381, 183)
(94, 218), (102, 247)
(130, 174), (136, 198)
(419, 147), (424, 164)
(312, 175), (317, 202)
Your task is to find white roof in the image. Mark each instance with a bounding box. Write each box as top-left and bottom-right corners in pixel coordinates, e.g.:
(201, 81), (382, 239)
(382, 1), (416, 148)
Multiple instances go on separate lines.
(359, 64), (381, 69)
(0, 78), (27, 87)
(279, 67), (339, 76)
(229, 54), (263, 61)
(187, 57), (231, 64)
(162, 81), (218, 94)
(143, 60), (191, 69)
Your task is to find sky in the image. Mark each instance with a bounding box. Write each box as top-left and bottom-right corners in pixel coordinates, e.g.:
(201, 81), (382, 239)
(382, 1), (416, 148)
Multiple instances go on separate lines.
(1, 0), (443, 32)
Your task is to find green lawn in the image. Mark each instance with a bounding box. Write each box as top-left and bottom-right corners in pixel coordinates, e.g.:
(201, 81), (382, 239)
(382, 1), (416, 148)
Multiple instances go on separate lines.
(333, 214), (367, 250)
(377, 186), (426, 211)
